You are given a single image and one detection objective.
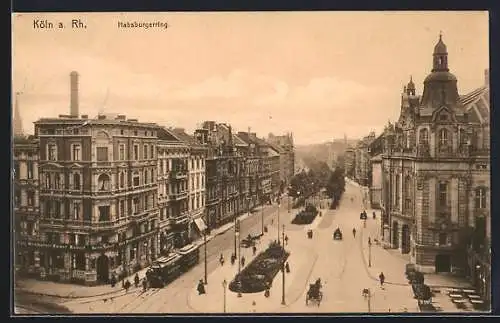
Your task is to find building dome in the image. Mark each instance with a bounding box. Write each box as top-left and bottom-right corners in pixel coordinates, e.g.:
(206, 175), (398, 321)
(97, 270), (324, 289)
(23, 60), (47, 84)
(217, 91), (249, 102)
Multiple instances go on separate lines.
(424, 71), (457, 83)
(434, 34), (447, 55)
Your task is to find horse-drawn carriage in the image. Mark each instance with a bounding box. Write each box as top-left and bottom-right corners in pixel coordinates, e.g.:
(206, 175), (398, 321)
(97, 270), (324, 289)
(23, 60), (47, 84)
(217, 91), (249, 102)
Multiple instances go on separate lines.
(306, 279), (323, 306)
(333, 228), (343, 240)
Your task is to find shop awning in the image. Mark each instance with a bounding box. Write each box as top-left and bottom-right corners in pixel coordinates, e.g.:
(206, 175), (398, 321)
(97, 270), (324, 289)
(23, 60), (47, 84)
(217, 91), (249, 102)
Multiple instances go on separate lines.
(194, 218), (208, 233)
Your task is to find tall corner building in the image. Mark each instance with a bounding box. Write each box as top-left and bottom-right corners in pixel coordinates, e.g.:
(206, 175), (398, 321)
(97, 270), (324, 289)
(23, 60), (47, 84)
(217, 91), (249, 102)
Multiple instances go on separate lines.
(381, 34), (490, 302)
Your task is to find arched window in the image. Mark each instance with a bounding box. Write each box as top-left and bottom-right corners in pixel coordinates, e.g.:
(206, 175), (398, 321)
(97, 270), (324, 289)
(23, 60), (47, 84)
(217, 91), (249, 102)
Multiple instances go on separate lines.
(475, 187), (487, 209)
(132, 171), (140, 187)
(73, 173), (81, 190)
(439, 129), (448, 146)
(55, 173), (61, 189)
(419, 128), (429, 145)
(45, 173), (51, 189)
(120, 172), (125, 188)
(438, 181), (448, 207)
(98, 174), (110, 191)
(404, 176), (412, 211)
(395, 175), (400, 208)
(459, 128), (467, 144)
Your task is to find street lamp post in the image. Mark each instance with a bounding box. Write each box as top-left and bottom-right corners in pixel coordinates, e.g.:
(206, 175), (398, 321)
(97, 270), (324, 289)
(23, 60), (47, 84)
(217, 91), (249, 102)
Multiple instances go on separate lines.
(281, 224), (286, 305)
(277, 200), (281, 244)
(236, 228), (242, 298)
(222, 279), (227, 313)
(204, 229), (208, 284)
(261, 197), (265, 235)
(368, 237), (372, 267)
(363, 288), (372, 312)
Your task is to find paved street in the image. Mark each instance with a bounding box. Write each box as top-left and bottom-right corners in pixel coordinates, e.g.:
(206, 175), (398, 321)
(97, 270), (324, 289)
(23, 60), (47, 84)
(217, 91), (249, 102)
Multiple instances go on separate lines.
(24, 181), (477, 314)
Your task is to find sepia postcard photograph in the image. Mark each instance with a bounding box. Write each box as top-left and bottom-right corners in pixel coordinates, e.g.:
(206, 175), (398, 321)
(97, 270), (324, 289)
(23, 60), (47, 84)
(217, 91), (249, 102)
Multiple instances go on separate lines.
(11, 11), (490, 315)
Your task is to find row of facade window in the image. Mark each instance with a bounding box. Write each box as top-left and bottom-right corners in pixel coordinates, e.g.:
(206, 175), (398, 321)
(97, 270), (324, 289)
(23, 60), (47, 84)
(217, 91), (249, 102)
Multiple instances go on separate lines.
(14, 189), (36, 207)
(40, 170), (157, 191)
(397, 127), (484, 149)
(46, 143), (157, 162)
(13, 161), (35, 180)
(392, 177), (487, 209)
(40, 194), (156, 221)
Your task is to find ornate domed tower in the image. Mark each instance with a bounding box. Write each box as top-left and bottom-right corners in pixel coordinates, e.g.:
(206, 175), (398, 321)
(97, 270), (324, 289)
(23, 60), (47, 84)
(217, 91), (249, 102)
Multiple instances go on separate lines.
(420, 33), (461, 110)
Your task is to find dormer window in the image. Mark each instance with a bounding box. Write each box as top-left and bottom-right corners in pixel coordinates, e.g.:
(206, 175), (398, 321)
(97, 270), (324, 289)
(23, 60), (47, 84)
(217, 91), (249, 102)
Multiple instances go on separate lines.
(439, 129), (448, 146)
(419, 128), (429, 145)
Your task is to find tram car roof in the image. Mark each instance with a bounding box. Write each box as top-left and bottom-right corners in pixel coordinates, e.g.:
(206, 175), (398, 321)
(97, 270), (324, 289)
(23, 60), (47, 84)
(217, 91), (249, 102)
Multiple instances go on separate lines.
(151, 254), (182, 269)
(176, 243), (199, 255)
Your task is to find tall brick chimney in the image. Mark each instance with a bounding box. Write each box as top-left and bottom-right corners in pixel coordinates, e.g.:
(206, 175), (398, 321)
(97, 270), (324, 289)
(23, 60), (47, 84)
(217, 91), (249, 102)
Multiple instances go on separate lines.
(70, 71), (79, 117)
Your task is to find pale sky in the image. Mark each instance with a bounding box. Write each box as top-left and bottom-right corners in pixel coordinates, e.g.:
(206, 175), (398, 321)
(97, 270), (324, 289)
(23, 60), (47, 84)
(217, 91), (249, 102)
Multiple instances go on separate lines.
(12, 11), (489, 144)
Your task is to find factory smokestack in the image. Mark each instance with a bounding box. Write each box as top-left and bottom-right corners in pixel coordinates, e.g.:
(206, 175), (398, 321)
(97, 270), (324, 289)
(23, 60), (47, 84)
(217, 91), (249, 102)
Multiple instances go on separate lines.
(70, 71), (79, 117)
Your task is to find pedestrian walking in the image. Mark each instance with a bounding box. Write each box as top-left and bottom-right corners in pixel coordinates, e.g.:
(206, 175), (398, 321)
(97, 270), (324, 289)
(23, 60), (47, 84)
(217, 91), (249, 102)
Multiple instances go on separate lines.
(379, 272), (385, 286)
(373, 211), (376, 219)
(110, 273), (117, 288)
(219, 253), (225, 266)
(264, 287), (270, 298)
(285, 262), (290, 273)
(124, 279), (131, 293)
(134, 273), (140, 288)
(252, 245), (257, 256)
(284, 235), (289, 245)
(197, 279), (206, 295)
(142, 278), (147, 292)
(352, 228), (357, 238)
(241, 256), (246, 267)
(231, 253), (236, 265)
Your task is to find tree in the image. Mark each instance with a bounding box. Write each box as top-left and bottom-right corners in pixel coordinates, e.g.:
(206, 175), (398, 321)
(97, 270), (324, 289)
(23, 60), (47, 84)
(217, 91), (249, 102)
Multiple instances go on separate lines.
(326, 167), (346, 209)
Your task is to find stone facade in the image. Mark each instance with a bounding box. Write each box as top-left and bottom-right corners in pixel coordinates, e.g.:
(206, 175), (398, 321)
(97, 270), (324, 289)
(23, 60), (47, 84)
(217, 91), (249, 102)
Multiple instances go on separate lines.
(14, 136), (40, 277)
(30, 114), (159, 285)
(381, 35), (490, 281)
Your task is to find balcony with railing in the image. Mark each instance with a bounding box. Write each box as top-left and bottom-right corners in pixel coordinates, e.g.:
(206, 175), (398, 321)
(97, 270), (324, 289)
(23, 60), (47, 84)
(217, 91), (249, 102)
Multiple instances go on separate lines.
(170, 170), (188, 180)
(169, 190), (188, 201)
(171, 210), (189, 225)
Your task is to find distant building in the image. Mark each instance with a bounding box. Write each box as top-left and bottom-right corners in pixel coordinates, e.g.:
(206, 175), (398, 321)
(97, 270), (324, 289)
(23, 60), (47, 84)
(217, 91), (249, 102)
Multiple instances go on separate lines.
(370, 154), (383, 209)
(354, 132), (376, 186)
(267, 133), (295, 185)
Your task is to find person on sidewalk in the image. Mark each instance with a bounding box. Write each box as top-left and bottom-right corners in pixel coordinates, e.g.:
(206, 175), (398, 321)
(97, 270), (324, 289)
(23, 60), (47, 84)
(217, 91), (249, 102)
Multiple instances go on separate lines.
(252, 246), (257, 256)
(373, 211), (376, 219)
(285, 235), (289, 245)
(197, 279), (206, 295)
(219, 254), (225, 266)
(285, 262), (290, 273)
(134, 273), (140, 288)
(142, 278), (148, 292)
(231, 253), (236, 265)
(379, 272), (385, 287)
(110, 273), (117, 288)
(241, 256), (246, 267)
(352, 228), (357, 238)
(264, 287), (270, 298)
(124, 279), (131, 293)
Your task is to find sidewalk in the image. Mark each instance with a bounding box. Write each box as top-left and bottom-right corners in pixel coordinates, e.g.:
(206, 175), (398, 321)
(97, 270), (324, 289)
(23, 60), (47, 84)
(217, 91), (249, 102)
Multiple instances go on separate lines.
(15, 204), (275, 300)
(187, 214), (318, 313)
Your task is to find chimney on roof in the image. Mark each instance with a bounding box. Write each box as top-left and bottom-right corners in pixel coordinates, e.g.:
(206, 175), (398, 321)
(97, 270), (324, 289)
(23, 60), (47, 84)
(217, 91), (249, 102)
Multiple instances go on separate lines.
(485, 69), (489, 87)
(70, 71), (79, 117)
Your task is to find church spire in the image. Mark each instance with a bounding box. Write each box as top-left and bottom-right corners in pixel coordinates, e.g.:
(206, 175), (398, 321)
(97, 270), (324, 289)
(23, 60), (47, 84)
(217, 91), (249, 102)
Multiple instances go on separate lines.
(13, 91), (24, 137)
